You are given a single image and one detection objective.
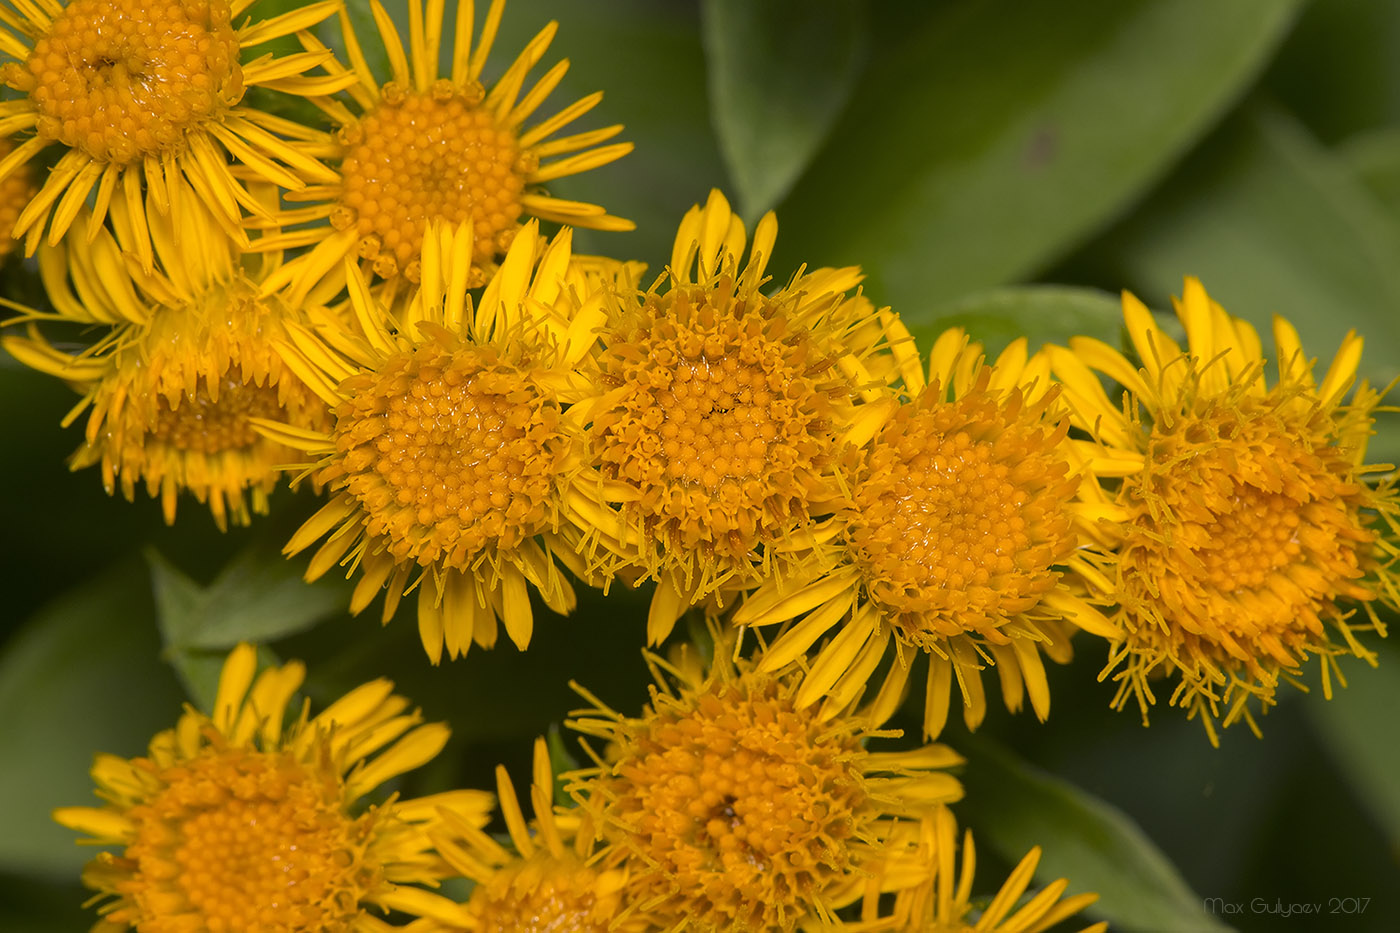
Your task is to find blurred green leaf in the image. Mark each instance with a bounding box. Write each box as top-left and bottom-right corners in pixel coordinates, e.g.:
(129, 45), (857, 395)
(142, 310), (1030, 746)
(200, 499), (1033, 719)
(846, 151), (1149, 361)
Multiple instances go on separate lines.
(1264, 0), (1400, 144)
(1340, 126), (1400, 218)
(912, 285), (1124, 357)
(1303, 650), (1400, 853)
(0, 562), (184, 880)
(775, 0), (1301, 315)
(0, 874), (90, 933)
(1105, 103), (1400, 464)
(148, 543), (350, 651)
(702, 0), (867, 219)
(959, 736), (1232, 933)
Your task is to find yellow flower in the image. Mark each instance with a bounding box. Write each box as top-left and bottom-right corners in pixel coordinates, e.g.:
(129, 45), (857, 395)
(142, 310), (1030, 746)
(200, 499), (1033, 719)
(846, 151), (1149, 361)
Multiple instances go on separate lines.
(430, 736), (655, 932)
(0, 136), (37, 259)
(1, 177), (332, 530)
(53, 643), (494, 933)
(855, 806), (1106, 933)
(735, 327), (1119, 739)
(1048, 277), (1400, 744)
(0, 0), (348, 259)
(256, 220), (609, 662)
(567, 189), (899, 644)
(254, 0), (634, 301)
(566, 635), (965, 933)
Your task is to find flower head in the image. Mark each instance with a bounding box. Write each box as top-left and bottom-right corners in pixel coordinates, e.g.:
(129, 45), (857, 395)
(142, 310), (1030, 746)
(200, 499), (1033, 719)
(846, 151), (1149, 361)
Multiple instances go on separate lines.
(1, 177), (332, 529)
(0, 0), (347, 258)
(431, 736), (655, 932)
(1048, 277), (1400, 743)
(735, 326), (1118, 738)
(256, 0), (633, 301)
(567, 634), (964, 932)
(53, 643), (493, 932)
(569, 190), (898, 642)
(855, 806), (1106, 933)
(259, 220), (610, 661)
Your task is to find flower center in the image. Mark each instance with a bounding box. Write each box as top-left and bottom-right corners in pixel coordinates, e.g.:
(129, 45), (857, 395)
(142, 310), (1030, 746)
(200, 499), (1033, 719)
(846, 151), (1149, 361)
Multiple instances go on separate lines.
(468, 858), (611, 933)
(116, 746), (377, 933)
(1121, 398), (1373, 661)
(13, 0), (242, 164)
(609, 678), (866, 928)
(331, 343), (562, 567)
(594, 286), (839, 561)
(849, 382), (1075, 639)
(332, 82), (528, 281)
(149, 366), (284, 454)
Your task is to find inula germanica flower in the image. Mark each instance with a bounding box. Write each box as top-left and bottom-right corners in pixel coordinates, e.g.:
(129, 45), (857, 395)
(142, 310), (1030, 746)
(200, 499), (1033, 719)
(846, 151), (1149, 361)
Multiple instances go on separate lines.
(1048, 277), (1400, 744)
(568, 190), (899, 644)
(53, 643), (494, 932)
(566, 635), (965, 932)
(0, 0), (348, 258)
(855, 805), (1106, 933)
(254, 0), (634, 301)
(735, 327), (1119, 738)
(431, 736), (655, 932)
(1, 177), (332, 529)
(257, 221), (610, 661)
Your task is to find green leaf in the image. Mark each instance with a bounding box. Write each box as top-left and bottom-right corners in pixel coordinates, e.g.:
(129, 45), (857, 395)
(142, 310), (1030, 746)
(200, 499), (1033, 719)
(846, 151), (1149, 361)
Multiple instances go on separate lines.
(702, 0), (867, 218)
(1264, 0), (1400, 144)
(910, 285), (1124, 358)
(0, 874), (90, 933)
(1303, 649), (1400, 852)
(546, 725), (582, 808)
(958, 736), (1232, 933)
(1105, 103), (1400, 464)
(1341, 127), (1400, 215)
(148, 543), (350, 652)
(774, 0), (1301, 311)
(0, 562), (185, 880)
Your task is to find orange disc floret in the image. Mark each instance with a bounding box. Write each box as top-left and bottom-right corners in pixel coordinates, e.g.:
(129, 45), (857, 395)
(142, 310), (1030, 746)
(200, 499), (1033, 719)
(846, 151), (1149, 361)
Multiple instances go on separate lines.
(1118, 389), (1375, 670)
(70, 290), (334, 531)
(53, 643), (491, 932)
(1, 180), (335, 531)
(111, 746), (379, 932)
(14, 0), (242, 165)
(1048, 276), (1400, 743)
(0, 0), (341, 254)
(323, 333), (570, 570)
(735, 329), (1121, 739)
(466, 860), (619, 933)
(148, 365), (286, 454)
(263, 221), (600, 659)
(332, 80), (531, 282)
(609, 676), (866, 925)
(259, 0), (633, 301)
(567, 639), (964, 932)
(592, 281), (845, 567)
(850, 369), (1078, 643)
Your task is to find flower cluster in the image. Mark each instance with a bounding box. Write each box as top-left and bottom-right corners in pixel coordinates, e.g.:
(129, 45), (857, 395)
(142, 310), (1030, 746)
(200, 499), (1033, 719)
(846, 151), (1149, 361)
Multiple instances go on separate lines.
(4, 0), (1395, 930)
